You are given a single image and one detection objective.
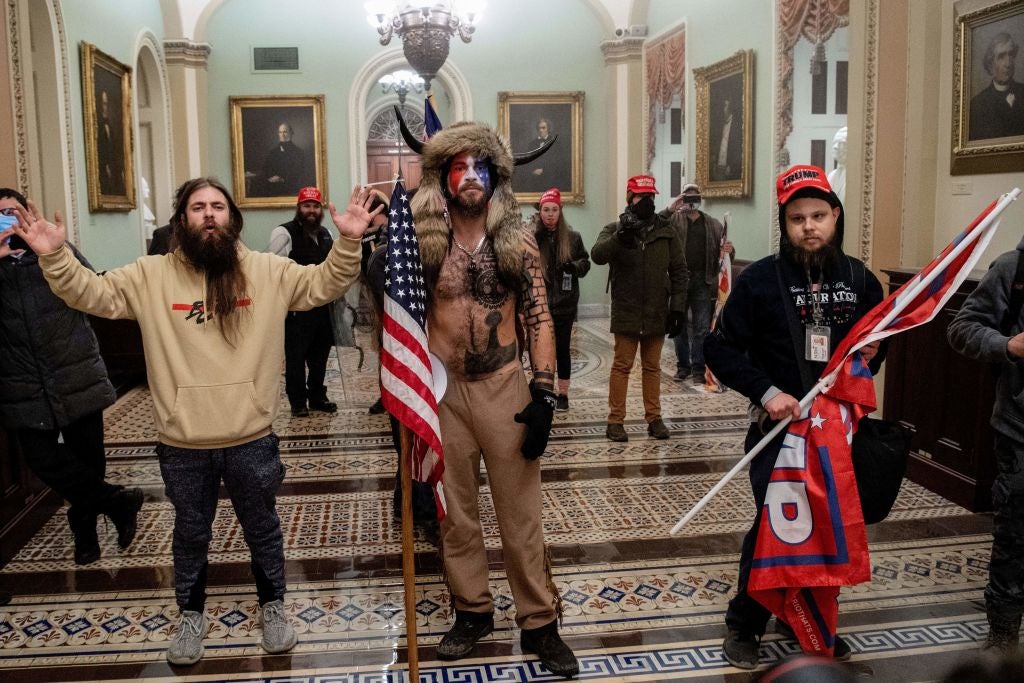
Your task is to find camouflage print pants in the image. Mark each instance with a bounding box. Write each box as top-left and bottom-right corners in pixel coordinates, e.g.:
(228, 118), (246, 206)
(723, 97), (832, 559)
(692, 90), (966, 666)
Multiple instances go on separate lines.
(988, 435), (1024, 620)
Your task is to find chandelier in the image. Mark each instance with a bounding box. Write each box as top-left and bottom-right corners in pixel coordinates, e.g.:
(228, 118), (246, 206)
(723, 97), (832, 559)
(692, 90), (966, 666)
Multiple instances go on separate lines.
(366, 2), (481, 90)
(379, 69), (425, 105)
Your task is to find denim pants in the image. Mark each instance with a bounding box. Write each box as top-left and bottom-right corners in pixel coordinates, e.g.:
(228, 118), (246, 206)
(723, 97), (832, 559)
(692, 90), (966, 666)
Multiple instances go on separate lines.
(158, 433), (286, 611)
(673, 280), (716, 372)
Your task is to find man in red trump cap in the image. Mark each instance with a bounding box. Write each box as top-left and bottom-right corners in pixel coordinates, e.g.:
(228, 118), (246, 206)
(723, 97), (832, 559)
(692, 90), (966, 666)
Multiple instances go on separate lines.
(704, 165), (884, 668)
(269, 187), (339, 416)
(591, 175), (688, 442)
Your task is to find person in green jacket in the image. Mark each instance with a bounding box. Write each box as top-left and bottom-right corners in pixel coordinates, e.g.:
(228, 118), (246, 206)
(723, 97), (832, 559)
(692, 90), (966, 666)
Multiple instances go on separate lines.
(591, 174), (688, 442)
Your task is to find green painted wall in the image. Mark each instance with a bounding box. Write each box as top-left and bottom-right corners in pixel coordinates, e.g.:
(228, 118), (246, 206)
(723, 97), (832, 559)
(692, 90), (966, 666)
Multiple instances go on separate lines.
(203, 0), (611, 305)
(59, 0), (166, 270)
(646, 0), (777, 263)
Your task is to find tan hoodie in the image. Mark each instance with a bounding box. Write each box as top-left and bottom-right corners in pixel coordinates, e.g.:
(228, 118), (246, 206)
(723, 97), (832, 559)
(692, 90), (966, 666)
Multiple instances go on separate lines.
(38, 237), (361, 448)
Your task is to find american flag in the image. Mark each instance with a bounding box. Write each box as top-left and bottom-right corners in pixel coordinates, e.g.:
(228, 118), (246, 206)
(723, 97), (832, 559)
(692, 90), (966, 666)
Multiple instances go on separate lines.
(379, 181), (446, 518)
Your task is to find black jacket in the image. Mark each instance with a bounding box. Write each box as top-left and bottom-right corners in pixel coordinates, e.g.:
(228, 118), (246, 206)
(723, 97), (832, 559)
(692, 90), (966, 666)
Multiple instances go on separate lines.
(591, 211), (688, 336)
(0, 246), (115, 430)
(535, 222), (590, 320)
(704, 252), (885, 404)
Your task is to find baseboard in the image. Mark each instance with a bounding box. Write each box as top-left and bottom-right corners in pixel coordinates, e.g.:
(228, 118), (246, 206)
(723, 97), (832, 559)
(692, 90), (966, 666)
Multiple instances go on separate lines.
(578, 303), (609, 318)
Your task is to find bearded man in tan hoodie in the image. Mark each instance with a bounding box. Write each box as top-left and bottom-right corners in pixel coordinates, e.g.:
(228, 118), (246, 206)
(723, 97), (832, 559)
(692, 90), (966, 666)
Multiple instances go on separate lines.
(10, 177), (382, 666)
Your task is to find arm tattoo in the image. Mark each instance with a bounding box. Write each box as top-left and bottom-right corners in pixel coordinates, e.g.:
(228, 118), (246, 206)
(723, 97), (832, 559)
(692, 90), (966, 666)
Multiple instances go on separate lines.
(521, 234), (556, 390)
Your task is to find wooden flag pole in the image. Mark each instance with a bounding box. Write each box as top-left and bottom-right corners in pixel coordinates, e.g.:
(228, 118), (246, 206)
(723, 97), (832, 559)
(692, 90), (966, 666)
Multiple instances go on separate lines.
(399, 424), (419, 681)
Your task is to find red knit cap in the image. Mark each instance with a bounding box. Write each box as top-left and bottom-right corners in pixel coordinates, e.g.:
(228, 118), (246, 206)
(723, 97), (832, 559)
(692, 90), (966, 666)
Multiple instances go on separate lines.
(540, 188), (561, 207)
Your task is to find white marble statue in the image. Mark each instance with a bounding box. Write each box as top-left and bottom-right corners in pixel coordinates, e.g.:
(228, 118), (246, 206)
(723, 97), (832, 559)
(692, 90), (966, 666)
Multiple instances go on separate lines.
(828, 126), (847, 205)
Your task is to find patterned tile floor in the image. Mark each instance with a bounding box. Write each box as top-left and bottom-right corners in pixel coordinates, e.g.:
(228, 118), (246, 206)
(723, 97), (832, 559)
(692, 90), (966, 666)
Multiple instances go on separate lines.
(0, 320), (1011, 682)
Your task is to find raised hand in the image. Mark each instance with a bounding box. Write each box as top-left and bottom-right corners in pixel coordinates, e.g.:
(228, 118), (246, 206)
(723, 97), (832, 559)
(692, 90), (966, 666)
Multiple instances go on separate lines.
(329, 185), (385, 240)
(11, 200), (66, 255)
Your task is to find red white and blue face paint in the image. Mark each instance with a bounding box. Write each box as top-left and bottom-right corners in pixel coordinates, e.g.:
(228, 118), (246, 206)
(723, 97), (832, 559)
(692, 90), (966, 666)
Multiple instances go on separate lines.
(446, 152), (492, 198)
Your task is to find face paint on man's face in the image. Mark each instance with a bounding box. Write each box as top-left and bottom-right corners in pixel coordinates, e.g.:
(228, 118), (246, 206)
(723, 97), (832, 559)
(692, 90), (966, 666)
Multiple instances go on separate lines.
(447, 152), (492, 198)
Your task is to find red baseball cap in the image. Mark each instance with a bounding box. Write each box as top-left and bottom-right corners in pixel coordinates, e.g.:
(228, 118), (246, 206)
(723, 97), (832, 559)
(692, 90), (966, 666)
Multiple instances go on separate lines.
(776, 165), (837, 206)
(540, 188), (561, 207)
(626, 174), (659, 194)
(296, 187), (322, 204)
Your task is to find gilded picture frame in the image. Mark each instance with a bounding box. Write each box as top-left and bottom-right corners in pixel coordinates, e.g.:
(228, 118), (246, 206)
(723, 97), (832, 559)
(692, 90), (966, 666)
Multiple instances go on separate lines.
(81, 42), (135, 211)
(951, 0), (1024, 175)
(230, 95), (327, 208)
(497, 91), (585, 204)
(694, 50), (754, 198)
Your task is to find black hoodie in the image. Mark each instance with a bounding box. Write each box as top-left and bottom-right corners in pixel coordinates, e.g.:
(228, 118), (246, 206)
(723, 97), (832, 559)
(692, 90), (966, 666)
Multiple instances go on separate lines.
(704, 203), (884, 405)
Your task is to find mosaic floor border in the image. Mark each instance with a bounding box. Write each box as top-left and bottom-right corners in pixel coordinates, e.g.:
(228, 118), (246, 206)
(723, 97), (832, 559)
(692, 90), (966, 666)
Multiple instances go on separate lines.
(1, 475), (968, 573)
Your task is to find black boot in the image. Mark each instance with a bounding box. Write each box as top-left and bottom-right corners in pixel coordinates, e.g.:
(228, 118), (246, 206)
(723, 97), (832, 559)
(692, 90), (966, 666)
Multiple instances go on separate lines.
(67, 507), (100, 565)
(436, 610), (494, 660)
(521, 620), (579, 679)
(104, 487), (144, 549)
(983, 610), (1022, 653)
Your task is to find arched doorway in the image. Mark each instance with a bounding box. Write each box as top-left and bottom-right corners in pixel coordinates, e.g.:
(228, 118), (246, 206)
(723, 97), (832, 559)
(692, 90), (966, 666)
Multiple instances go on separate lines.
(134, 36), (173, 253)
(19, 0), (73, 234)
(365, 105), (423, 191)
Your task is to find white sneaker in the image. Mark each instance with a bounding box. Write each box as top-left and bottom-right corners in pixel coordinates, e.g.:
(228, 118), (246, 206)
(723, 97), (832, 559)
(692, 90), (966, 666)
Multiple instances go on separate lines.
(167, 610), (205, 665)
(260, 599), (297, 654)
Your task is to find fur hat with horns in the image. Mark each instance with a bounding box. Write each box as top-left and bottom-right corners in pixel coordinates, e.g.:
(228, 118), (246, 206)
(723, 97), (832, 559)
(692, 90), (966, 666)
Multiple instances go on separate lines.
(395, 106), (556, 284)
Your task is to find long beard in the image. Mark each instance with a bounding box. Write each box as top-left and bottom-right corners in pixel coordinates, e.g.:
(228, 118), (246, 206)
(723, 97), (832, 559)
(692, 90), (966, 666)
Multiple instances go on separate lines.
(178, 224), (240, 276)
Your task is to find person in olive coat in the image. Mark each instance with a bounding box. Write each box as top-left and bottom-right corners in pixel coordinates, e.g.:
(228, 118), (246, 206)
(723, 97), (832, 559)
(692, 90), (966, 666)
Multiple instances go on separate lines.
(591, 175), (688, 442)
(0, 188), (143, 565)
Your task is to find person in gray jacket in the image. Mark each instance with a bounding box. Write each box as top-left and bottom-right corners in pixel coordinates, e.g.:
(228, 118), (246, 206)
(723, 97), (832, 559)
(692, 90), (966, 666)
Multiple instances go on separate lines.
(0, 187), (143, 566)
(661, 183), (735, 383)
(948, 241), (1024, 654)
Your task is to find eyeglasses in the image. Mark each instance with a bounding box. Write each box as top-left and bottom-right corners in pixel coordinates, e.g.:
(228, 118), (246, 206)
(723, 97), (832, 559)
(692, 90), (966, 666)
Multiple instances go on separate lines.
(0, 208), (16, 216)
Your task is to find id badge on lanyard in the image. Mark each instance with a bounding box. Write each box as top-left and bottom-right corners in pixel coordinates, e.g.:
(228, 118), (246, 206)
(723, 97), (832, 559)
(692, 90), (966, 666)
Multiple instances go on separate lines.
(805, 280), (830, 362)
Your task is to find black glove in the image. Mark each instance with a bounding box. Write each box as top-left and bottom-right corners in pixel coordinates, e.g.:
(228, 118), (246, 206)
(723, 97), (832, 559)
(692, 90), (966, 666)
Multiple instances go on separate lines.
(666, 310), (686, 338)
(514, 385), (556, 460)
(561, 261), (577, 275)
(615, 229), (639, 248)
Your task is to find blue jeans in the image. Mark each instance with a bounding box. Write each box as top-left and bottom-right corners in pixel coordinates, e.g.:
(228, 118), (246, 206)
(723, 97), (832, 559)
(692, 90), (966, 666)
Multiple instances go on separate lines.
(672, 280), (716, 372)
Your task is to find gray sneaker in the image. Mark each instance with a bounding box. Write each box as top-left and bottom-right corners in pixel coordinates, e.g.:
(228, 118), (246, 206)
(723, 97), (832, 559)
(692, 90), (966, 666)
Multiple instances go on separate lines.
(260, 599), (297, 654)
(167, 610), (206, 666)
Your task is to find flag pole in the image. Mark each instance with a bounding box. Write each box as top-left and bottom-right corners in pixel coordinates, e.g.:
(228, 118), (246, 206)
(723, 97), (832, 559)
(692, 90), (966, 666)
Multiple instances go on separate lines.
(671, 188), (1020, 534)
(399, 424), (419, 681)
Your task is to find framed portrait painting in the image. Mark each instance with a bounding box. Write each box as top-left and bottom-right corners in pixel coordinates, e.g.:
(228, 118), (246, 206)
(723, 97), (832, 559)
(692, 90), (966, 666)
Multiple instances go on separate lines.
(951, 0), (1024, 174)
(694, 50), (754, 198)
(81, 42), (135, 211)
(497, 91), (584, 204)
(229, 95), (327, 208)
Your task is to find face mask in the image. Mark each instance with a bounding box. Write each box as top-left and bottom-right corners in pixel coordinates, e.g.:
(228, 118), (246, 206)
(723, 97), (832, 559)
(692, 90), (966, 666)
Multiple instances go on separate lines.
(631, 195), (656, 220)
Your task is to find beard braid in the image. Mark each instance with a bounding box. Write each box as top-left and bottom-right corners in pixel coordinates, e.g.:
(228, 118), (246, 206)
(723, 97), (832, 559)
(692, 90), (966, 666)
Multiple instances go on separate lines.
(177, 221), (248, 345)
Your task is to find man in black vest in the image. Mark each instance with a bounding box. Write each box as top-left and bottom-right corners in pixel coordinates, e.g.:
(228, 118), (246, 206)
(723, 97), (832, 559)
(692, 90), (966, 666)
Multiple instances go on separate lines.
(268, 187), (338, 416)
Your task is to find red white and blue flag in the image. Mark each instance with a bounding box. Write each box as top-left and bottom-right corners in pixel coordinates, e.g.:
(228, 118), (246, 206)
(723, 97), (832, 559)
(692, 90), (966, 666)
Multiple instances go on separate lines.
(747, 197), (1005, 655)
(424, 94), (443, 139)
(380, 181), (446, 518)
